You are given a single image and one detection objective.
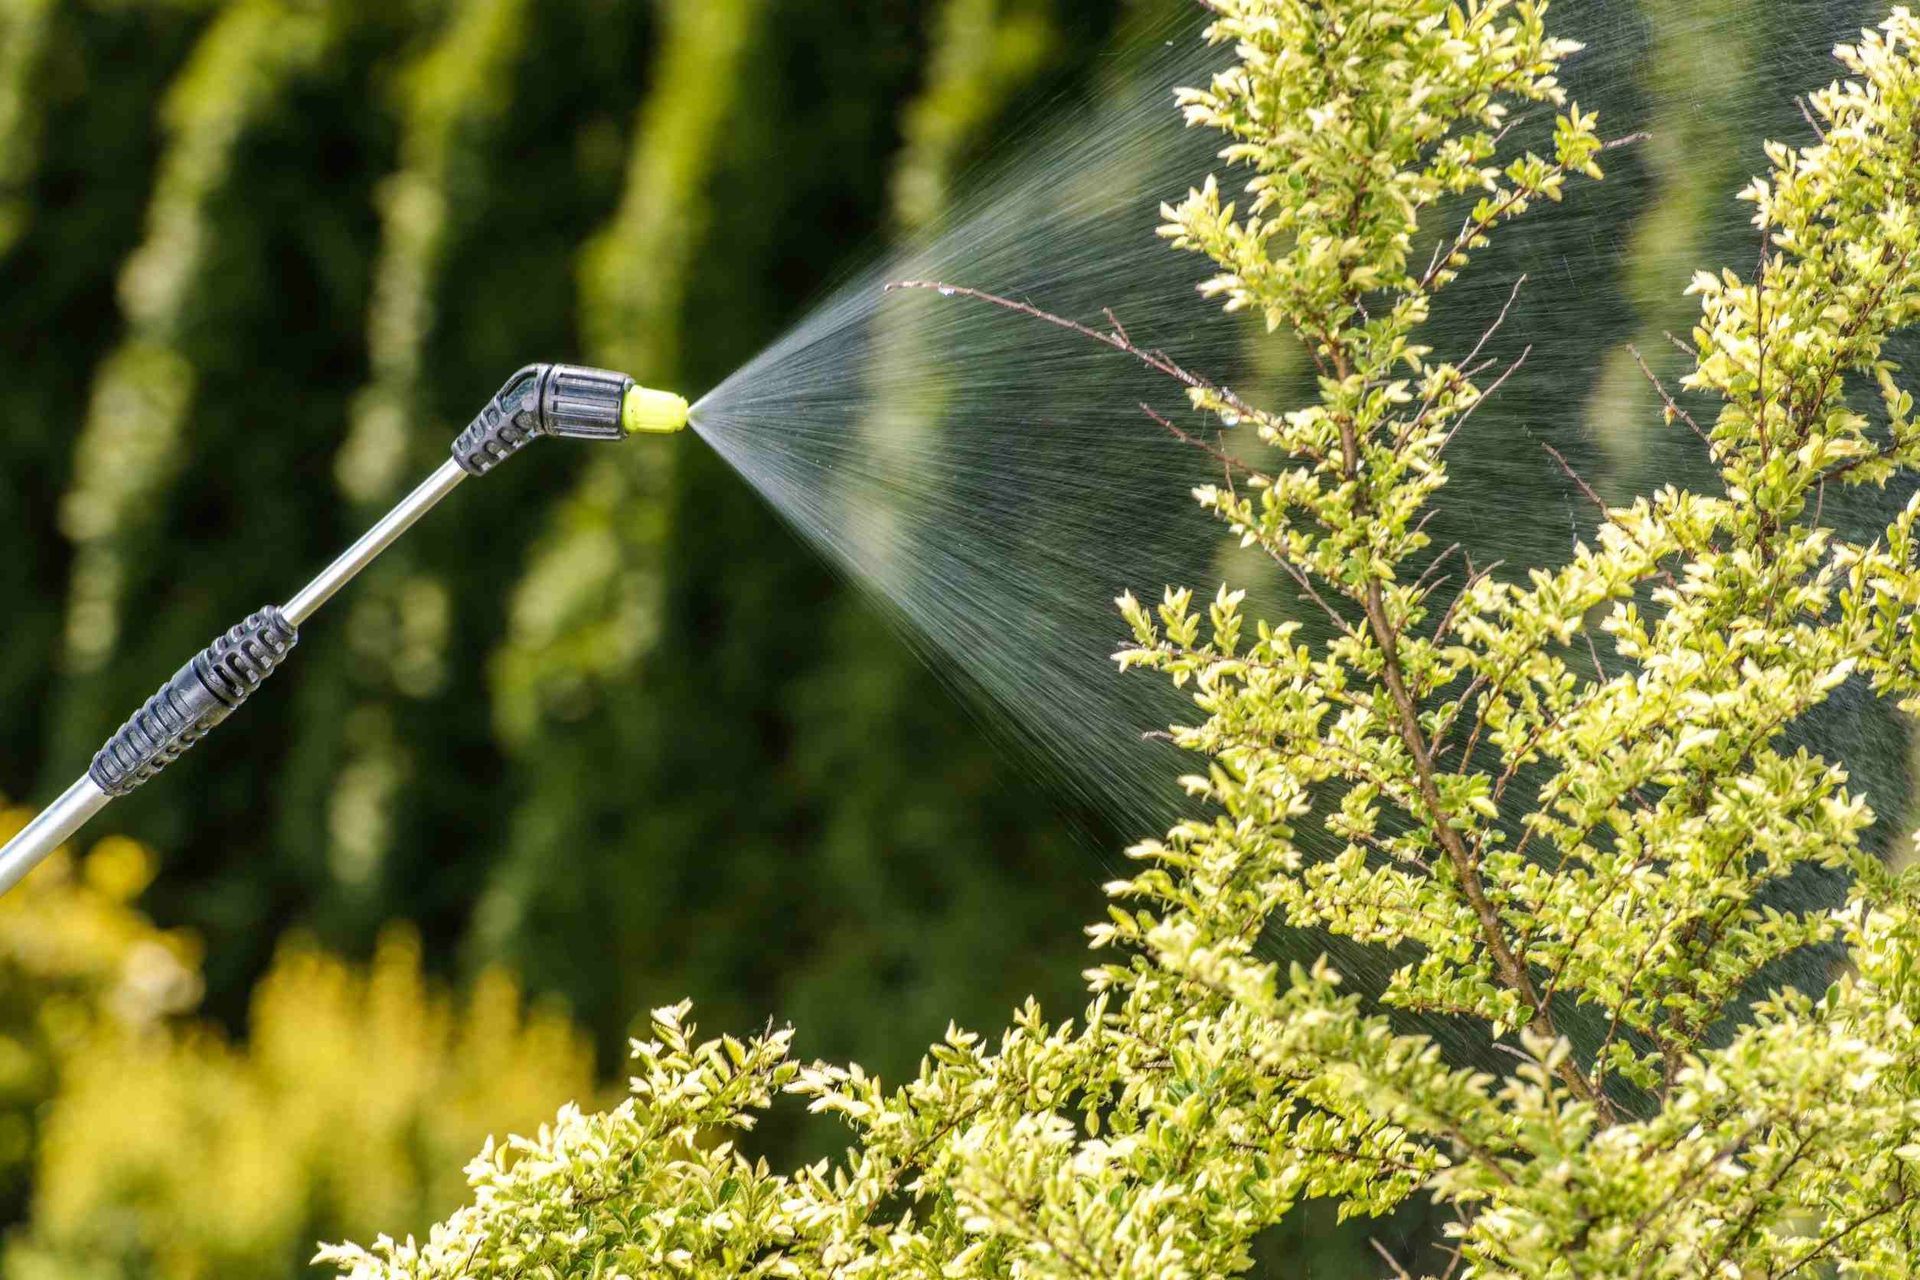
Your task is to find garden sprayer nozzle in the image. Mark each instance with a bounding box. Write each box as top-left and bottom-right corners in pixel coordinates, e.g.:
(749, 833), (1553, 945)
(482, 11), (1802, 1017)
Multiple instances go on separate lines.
(453, 363), (671, 473)
(0, 362), (686, 898)
(623, 385), (690, 435)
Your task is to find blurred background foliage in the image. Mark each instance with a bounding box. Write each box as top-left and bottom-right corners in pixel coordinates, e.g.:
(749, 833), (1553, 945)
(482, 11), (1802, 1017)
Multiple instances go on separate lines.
(0, 0), (1907, 1273)
(0, 0), (1126, 1269)
(0, 806), (594, 1277)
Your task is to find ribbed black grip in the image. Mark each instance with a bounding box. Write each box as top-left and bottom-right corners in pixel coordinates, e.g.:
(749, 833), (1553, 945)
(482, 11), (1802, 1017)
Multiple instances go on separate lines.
(451, 363), (634, 476)
(89, 607), (299, 797)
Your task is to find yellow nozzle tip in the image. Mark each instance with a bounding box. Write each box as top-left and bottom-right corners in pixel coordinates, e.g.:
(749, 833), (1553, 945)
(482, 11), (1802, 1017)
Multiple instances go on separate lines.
(622, 385), (690, 435)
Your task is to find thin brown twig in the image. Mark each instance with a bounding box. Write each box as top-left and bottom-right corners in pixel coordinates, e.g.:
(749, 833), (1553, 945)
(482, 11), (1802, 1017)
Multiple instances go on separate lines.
(1488, 109), (1533, 154)
(1433, 556), (1502, 648)
(1544, 434), (1683, 590)
(1370, 1239), (1414, 1280)
(1267, 542), (1356, 638)
(1399, 276), (1531, 451)
(1416, 542), (1462, 593)
(1139, 403), (1271, 483)
(889, 279), (1261, 419)
(1465, 274), (1529, 371)
(1795, 94), (1828, 142)
(1440, 344), (1531, 452)
(1628, 342), (1712, 452)
(1544, 442), (1607, 516)
(1416, 134), (1646, 293)
(1772, 1184), (1918, 1278)
(1581, 626), (1611, 687)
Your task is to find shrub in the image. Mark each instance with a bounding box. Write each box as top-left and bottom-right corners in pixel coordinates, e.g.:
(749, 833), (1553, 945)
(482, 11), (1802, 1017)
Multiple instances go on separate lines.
(0, 819), (200, 1221)
(11, 928), (594, 1279)
(0, 803), (594, 1279)
(323, 2), (1920, 1275)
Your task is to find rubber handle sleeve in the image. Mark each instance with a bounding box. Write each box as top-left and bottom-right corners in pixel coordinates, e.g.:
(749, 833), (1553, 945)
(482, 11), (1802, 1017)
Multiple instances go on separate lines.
(88, 607), (299, 797)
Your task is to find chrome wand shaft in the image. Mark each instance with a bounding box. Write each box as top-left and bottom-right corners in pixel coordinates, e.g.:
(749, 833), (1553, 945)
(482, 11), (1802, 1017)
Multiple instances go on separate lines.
(0, 363), (685, 897)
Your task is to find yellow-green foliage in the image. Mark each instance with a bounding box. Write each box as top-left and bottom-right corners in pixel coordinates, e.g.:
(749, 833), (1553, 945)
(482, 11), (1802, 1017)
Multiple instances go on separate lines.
(0, 807), (201, 1214)
(489, 0), (761, 751)
(0, 802), (595, 1279)
(340, 0), (533, 508)
(0, 0), (57, 257)
(58, 0), (336, 676)
(301, 1), (1920, 1275)
(323, 0), (534, 892)
(890, 0), (1052, 231)
(12, 929), (593, 1279)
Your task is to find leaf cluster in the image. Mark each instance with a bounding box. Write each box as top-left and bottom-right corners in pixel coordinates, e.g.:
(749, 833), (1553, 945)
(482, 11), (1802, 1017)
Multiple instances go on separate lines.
(326, 4), (1920, 1276)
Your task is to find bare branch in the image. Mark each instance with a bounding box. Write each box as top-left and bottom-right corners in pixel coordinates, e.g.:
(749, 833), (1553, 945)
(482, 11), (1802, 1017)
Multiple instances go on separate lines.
(1628, 342), (1712, 452)
(1416, 542), (1463, 593)
(1418, 134), (1646, 293)
(1139, 403), (1270, 483)
(1795, 94), (1828, 142)
(1464, 274), (1529, 371)
(1543, 442), (1607, 518)
(1370, 1238), (1414, 1280)
(1400, 275), (1530, 452)
(1440, 344), (1531, 453)
(889, 279), (1260, 419)
(1266, 542), (1356, 639)
(1434, 555), (1502, 647)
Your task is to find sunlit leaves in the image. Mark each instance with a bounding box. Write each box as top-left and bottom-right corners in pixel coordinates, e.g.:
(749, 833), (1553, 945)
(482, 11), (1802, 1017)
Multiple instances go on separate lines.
(326, 5), (1920, 1277)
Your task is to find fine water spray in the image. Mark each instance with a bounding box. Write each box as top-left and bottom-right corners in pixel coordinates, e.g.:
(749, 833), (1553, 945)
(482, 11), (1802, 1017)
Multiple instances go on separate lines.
(0, 363), (690, 895)
(6, 2), (1902, 995)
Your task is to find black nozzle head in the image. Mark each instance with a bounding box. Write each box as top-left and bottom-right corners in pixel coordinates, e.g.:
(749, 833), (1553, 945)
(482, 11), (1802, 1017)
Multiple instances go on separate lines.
(452, 363), (635, 476)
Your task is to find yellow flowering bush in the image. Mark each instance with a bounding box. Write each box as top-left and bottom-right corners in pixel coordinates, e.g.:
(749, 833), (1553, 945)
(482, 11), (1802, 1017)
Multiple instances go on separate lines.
(0, 800), (595, 1279)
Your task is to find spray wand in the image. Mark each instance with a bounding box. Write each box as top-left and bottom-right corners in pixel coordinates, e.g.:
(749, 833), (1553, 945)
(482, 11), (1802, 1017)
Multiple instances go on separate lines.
(0, 364), (689, 896)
